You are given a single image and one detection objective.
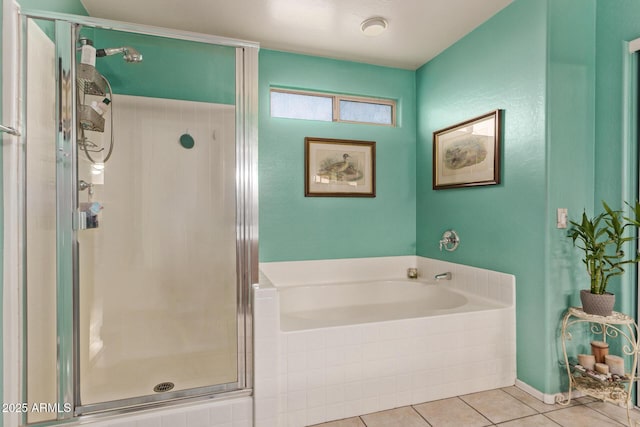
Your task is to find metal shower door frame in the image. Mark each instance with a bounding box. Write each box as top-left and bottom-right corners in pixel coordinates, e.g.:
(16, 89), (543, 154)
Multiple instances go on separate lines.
(628, 38), (640, 409)
(18, 9), (258, 421)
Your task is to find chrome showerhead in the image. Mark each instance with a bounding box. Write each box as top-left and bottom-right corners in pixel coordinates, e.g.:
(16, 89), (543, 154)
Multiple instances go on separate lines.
(96, 46), (143, 63)
(121, 46), (143, 63)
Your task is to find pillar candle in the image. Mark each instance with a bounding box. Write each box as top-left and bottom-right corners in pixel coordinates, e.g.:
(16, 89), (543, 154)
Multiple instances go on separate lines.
(577, 354), (596, 370)
(591, 341), (609, 364)
(595, 362), (609, 374)
(604, 354), (625, 376)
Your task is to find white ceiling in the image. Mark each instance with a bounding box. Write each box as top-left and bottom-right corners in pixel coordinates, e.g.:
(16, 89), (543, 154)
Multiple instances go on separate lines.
(80, 0), (513, 70)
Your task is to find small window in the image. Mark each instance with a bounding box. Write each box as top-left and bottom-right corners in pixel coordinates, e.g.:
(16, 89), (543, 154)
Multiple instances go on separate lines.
(270, 91), (333, 121)
(270, 88), (396, 126)
(339, 99), (393, 125)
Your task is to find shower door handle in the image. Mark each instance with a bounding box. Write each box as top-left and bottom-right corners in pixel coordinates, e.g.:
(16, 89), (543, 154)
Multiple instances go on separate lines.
(0, 124), (20, 136)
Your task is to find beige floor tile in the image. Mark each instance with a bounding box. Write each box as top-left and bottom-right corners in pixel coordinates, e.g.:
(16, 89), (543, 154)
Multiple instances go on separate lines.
(306, 388), (628, 427)
(497, 414), (561, 426)
(586, 401), (640, 426)
(360, 407), (429, 427)
(500, 386), (576, 413)
(308, 417), (366, 427)
(545, 405), (625, 426)
(461, 389), (537, 424)
(413, 397), (492, 427)
(574, 395), (599, 404)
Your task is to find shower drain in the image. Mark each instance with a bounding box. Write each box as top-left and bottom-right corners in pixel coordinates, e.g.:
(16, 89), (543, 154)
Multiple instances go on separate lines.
(153, 382), (175, 393)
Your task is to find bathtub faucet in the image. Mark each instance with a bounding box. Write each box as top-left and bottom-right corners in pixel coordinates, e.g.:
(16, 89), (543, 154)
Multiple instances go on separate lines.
(435, 272), (452, 281)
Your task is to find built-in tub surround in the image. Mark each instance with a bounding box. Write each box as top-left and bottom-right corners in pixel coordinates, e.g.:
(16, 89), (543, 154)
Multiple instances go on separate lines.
(50, 397), (252, 427)
(253, 256), (516, 427)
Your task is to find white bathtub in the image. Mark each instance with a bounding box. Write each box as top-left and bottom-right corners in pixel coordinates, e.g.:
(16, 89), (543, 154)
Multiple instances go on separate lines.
(279, 279), (505, 331)
(253, 256), (516, 427)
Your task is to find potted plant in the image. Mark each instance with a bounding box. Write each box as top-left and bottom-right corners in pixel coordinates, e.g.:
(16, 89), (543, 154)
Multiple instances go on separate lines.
(568, 201), (640, 316)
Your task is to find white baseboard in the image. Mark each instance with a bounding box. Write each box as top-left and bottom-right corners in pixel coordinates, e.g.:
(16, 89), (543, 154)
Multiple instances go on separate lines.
(515, 379), (583, 405)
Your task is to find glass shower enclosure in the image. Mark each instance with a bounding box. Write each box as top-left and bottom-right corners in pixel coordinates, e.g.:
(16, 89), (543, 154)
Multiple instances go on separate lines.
(18, 10), (257, 424)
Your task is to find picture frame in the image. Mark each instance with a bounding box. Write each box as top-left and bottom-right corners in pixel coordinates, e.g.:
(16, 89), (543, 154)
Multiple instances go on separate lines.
(304, 137), (376, 197)
(433, 109), (502, 190)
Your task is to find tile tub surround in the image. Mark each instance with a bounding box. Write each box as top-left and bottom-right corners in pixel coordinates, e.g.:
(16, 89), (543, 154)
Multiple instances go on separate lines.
(61, 397), (252, 427)
(254, 256), (516, 427)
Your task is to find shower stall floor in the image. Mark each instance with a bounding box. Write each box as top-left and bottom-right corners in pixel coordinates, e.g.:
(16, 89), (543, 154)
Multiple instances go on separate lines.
(81, 348), (237, 404)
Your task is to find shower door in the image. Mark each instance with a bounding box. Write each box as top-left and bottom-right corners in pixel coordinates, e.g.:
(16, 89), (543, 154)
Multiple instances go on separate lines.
(21, 11), (257, 422)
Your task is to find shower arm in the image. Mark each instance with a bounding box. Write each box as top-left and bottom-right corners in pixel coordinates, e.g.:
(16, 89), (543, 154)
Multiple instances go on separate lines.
(97, 47), (126, 56)
(96, 46), (143, 63)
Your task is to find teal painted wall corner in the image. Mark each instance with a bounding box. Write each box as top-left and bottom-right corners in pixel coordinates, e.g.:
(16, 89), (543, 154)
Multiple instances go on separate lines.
(545, 0), (596, 394)
(416, 0), (563, 394)
(415, 0), (628, 396)
(17, 0), (87, 15)
(594, 0), (640, 324)
(4, 0), (640, 412)
(17, 0), (88, 39)
(595, 0), (640, 206)
(259, 49), (417, 262)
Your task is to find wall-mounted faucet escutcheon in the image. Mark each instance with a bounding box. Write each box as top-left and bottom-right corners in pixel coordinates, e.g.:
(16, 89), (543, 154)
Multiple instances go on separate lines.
(439, 229), (460, 252)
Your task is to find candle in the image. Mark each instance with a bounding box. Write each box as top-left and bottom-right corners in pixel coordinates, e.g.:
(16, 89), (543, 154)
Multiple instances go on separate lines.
(591, 341), (609, 364)
(595, 362), (609, 374)
(577, 354), (596, 370)
(605, 354), (625, 376)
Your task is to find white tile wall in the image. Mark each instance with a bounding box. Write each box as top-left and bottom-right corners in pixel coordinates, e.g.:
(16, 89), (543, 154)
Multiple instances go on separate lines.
(259, 256), (516, 306)
(25, 19), (59, 424)
(77, 95), (238, 403)
(416, 257), (515, 305)
(63, 397), (252, 427)
(255, 256), (516, 427)
(258, 256), (416, 287)
(254, 279), (280, 427)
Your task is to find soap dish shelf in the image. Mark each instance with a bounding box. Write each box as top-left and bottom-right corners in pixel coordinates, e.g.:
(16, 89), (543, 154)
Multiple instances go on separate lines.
(78, 105), (104, 132)
(77, 63), (106, 96)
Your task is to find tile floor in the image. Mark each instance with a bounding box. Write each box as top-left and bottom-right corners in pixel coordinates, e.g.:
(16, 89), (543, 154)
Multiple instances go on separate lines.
(309, 386), (640, 427)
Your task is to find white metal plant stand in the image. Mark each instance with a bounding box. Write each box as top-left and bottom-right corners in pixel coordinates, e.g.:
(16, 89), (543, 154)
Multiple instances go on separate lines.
(559, 307), (639, 427)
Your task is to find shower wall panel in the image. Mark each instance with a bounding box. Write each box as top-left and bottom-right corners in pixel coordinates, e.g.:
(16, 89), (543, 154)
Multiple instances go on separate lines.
(25, 19), (58, 424)
(78, 94), (237, 404)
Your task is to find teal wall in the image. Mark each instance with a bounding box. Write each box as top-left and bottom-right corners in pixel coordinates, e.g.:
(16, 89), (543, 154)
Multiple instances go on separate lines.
(258, 50), (416, 261)
(416, 0), (549, 392)
(18, 1), (235, 104)
(4, 0), (640, 410)
(89, 28), (236, 104)
(416, 0), (598, 394)
(19, 0), (88, 38)
(594, 0), (640, 319)
(545, 0), (597, 393)
(18, 0), (87, 15)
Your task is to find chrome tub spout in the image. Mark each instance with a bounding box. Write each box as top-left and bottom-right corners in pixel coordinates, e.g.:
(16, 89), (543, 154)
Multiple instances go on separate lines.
(435, 272), (452, 280)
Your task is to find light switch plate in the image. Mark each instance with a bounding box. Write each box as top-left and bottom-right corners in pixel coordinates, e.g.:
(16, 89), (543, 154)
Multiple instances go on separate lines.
(557, 208), (568, 229)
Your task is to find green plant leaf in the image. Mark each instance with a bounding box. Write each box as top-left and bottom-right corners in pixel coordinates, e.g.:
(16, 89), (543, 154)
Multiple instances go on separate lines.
(567, 200), (640, 295)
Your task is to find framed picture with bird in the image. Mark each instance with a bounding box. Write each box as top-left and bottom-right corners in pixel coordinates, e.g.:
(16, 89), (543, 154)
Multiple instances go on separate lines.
(433, 109), (502, 190)
(304, 137), (376, 197)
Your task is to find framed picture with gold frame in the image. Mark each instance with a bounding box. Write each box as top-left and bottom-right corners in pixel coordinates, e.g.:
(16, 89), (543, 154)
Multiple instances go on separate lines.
(433, 110), (502, 189)
(304, 137), (376, 197)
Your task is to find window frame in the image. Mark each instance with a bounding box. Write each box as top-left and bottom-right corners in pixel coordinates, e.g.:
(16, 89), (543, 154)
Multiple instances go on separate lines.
(270, 88), (396, 127)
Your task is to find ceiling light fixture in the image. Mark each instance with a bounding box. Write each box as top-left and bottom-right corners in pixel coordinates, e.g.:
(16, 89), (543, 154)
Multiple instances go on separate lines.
(360, 17), (388, 37)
